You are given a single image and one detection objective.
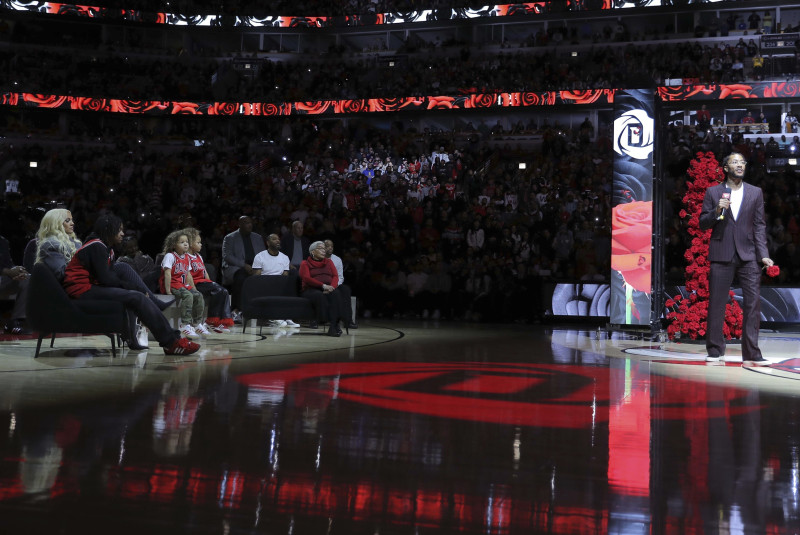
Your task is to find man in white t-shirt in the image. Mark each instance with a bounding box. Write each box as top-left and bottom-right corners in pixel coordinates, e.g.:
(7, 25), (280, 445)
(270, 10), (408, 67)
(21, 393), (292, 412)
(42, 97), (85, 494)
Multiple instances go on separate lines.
(252, 234), (300, 328)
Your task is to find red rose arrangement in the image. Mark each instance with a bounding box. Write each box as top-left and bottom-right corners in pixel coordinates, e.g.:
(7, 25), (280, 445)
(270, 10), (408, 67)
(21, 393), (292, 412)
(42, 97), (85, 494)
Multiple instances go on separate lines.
(765, 265), (780, 278)
(665, 152), (743, 341)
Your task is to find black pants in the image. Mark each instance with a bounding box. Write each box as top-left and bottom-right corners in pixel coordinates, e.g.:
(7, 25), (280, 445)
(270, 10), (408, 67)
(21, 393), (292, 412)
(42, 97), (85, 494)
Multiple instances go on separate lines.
(196, 281), (231, 319)
(77, 286), (179, 347)
(302, 288), (345, 326)
(230, 269), (249, 311)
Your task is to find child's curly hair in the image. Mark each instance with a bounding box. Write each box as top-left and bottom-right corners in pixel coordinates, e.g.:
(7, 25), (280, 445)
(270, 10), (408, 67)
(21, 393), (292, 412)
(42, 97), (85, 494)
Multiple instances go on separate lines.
(162, 230), (188, 255)
(182, 227), (200, 246)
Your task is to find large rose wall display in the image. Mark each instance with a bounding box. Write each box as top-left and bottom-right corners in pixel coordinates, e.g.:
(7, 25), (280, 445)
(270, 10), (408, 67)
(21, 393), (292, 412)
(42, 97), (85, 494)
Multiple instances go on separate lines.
(665, 152), (743, 340)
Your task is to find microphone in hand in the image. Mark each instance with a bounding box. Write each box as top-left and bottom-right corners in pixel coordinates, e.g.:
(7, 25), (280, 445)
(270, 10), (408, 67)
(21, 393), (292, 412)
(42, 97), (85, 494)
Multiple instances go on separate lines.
(719, 187), (731, 220)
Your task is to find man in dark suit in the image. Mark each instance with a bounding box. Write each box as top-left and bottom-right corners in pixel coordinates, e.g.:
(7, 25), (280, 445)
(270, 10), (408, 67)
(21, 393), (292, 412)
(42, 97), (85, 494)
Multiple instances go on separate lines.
(280, 220), (310, 272)
(222, 216), (266, 316)
(700, 152), (774, 366)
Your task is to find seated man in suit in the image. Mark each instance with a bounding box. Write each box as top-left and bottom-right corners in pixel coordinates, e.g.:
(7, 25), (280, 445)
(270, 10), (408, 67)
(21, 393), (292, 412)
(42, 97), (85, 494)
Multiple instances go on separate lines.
(281, 220), (310, 272)
(222, 216), (265, 319)
(324, 239), (357, 329)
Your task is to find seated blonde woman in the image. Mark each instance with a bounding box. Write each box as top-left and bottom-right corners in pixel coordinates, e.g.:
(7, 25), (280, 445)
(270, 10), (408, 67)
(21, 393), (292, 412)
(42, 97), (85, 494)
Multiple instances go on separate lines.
(35, 208), (173, 311)
(34, 208), (81, 281)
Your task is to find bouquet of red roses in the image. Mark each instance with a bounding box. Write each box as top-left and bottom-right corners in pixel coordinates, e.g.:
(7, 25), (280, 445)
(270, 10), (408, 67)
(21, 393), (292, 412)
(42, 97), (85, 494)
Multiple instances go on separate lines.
(765, 265), (780, 278)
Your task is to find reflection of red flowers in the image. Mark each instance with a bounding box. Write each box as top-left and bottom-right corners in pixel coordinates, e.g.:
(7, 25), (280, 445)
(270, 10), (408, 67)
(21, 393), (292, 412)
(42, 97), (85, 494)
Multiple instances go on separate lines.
(70, 97), (109, 112)
(23, 94), (68, 108)
(208, 102), (239, 115)
(464, 94), (497, 108)
(764, 82), (800, 98)
(560, 90), (603, 104)
(426, 96), (455, 109)
(111, 100), (169, 114)
(255, 102), (291, 116)
(333, 99), (367, 114)
(611, 200), (652, 293)
(665, 152), (743, 341)
(171, 101), (200, 114)
(295, 101), (331, 114)
(718, 84), (754, 99)
(1, 93), (19, 106)
(367, 98), (404, 112)
(499, 93), (520, 106)
(766, 265), (780, 278)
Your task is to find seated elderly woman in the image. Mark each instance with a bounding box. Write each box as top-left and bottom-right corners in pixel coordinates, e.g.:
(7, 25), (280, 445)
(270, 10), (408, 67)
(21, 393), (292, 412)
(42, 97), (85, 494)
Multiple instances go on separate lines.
(299, 241), (348, 337)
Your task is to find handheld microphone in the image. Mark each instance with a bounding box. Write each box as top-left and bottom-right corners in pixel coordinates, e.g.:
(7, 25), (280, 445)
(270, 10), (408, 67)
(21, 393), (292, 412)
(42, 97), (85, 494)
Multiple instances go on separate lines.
(719, 187), (731, 220)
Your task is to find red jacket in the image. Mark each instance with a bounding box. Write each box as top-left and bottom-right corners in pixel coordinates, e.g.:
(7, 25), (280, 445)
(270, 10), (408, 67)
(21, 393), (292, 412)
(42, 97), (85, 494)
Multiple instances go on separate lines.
(299, 257), (339, 292)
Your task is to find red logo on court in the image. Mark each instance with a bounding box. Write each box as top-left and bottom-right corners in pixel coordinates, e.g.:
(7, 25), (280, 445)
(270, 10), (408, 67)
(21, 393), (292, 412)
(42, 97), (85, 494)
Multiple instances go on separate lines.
(238, 362), (759, 428)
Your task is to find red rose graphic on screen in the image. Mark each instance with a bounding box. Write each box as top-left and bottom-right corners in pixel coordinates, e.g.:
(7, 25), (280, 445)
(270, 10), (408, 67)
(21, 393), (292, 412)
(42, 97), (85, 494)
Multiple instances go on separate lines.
(611, 200), (652, 293)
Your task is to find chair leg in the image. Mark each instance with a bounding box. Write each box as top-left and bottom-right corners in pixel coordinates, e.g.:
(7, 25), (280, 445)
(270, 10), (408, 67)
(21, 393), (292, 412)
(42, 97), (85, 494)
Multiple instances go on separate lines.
(34, 334), (45, 358)
(242, 317), (247, 334)
(50, 334), (56, 348)
(109, 334), (117, 358)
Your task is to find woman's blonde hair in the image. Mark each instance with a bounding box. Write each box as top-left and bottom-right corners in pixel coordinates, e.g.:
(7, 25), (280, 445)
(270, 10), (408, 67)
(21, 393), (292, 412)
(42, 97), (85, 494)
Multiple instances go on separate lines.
(35, 208), (80, 264)
(162, 230), (188, 255)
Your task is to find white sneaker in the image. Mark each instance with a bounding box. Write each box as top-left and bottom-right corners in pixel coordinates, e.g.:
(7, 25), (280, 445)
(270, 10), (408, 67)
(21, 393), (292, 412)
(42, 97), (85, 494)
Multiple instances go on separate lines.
(181, 324), (199, 338)
(284, 319), (300, 328)
(195, 323), (211, 335)
(212, 323), (231, 334)
(269, 320), (288, 327)
(136, 325), (149, 348)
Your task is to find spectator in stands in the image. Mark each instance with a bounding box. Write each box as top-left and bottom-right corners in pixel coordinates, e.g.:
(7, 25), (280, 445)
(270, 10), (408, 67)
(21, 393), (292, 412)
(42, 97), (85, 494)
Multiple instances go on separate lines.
(324, 239), (357, 329)
(280, 220), (310, 271)
(222, 216), (266, 320)
(0, 234), (30, 334)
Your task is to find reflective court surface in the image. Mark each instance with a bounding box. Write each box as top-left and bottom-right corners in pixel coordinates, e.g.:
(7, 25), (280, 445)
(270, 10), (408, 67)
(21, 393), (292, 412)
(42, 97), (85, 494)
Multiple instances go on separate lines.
(1, 323), (800, 534)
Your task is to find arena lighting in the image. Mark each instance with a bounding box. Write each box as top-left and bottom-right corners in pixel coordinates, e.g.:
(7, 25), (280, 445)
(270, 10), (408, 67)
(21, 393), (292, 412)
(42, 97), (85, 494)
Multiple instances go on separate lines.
(571, 51), (578, 57)
(29, 161), (36, 168)
(790, 159), (798, 166)
(518, 163), (526, 169)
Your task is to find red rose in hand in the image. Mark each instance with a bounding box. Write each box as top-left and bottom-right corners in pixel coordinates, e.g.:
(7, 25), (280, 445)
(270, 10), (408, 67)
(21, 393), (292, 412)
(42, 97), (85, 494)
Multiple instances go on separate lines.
(766, 265), (780, 278)
(611, 200), (652, 293)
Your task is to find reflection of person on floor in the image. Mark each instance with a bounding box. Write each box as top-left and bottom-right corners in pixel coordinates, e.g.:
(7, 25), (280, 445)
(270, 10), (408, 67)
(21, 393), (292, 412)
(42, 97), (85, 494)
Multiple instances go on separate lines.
(700, 152), (773, 365)
(706, 387), (765, 530)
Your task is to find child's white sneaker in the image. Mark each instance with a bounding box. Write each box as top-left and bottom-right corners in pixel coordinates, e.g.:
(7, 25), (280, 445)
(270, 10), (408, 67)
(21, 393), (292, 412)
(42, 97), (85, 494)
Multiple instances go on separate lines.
(211, 323), (231, 333)
(195, 323), (211, 335)
(181, 323), (199, 338)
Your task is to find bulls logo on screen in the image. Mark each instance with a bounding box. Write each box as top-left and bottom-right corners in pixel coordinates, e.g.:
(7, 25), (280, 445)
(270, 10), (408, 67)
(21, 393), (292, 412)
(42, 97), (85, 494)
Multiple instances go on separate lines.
(237, 362), (759, 428)
(613, 109), (654, 160)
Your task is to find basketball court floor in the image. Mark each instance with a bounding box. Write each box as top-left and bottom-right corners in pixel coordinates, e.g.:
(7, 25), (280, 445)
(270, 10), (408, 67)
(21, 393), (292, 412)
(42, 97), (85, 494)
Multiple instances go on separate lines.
(0, 321), (799, 534)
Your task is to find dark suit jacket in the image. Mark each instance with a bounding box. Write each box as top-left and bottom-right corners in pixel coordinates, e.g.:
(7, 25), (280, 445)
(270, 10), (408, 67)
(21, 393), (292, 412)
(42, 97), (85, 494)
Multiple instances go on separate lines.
(699, 182), (768, 263)
(222, 230), (266, 284)
(280, 233), (311, 268)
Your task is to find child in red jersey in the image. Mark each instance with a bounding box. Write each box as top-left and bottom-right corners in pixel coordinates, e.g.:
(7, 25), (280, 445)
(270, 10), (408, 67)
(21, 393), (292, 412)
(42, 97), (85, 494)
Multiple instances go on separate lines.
(183, 227), (233, 333)
(161, 230), (206, 338)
